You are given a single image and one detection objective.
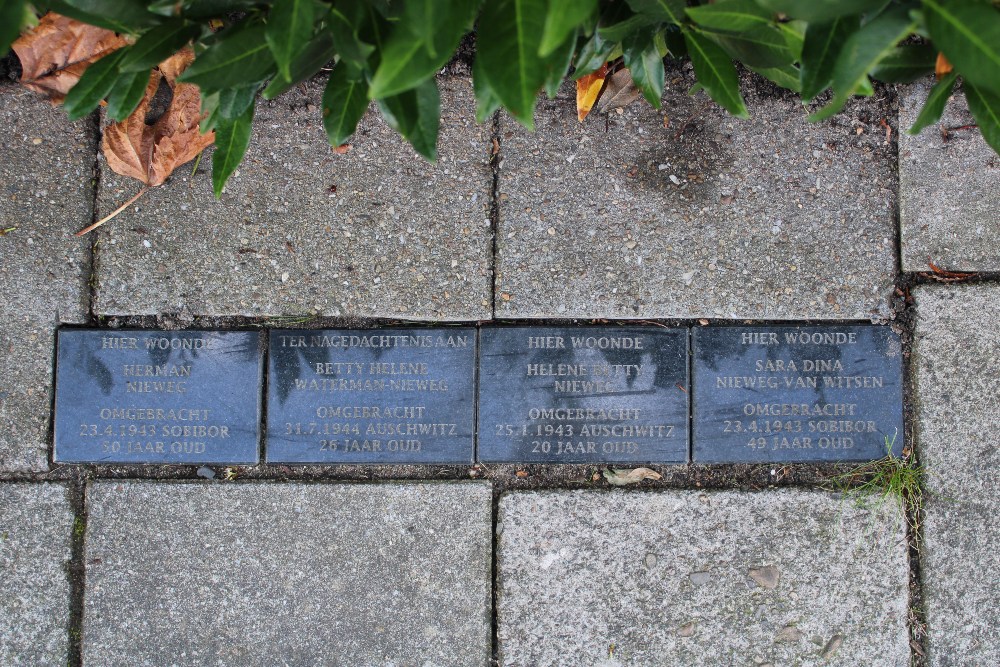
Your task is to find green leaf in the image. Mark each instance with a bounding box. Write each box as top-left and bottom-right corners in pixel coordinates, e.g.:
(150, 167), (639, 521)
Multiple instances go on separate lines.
(120, 21), (200, 72)
(683, 27), (748, 118)
(266, 0), (316, 82)
(199, 91), (221, 133)
(810, 7), (915, 121)
(376, 77), (441, 160)
(623, 29), (664, 107)
(403, 0), (481, 58)
(217, 85), (258, 119)
(327, 5), (377, 70)
(573, 30), (615, 78)
(707, 23), (796, 68)
(686, 0), (774, 33)
(907, 70), (957, 134)
(626, 0), (685, 24)
(871, 44), (935, 83)
(476, 0), (548, 129)
(965, 81), (1000, 155)
(653, 28), (668, 57)
(473, 57), (502, 122)
(212, 103), (255, 198)
(861, 0), (895, 25)
(540, 0), (595, 57)
(800, 16), (858, 101)
(777, 19), (805, 61)
(368, 0), (480, 99)
(0, 0), (26, 56)
(63, 49), (126, 121)
(749, 63), (801, 92)
(369, 0), (397, 19)
(756, 0), (876, 23)
(924, 0), (1000, 95)
(262, 28), (336, 99)
(322, 64), (370, 146)
(105, 69), (150, 121)
(598, 4), (657, 43)
(47, 0), (160, 32)
(855, 75), (874, 96)
(178, 23), (277, 91)
(173, 0), (266, 20)
(543, 26), (577, 98)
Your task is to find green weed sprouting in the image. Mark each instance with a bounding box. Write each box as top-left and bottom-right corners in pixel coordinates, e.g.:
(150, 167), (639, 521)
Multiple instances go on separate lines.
(829, 432), (924, 531)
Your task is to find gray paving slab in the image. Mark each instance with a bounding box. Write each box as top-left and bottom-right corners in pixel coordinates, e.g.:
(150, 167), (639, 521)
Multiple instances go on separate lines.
(495, 71), (898, 320)
(0, 483), (74, 666)
(899, 80), (1000, 272)
(498, 489), (909, 666)
(913, 284), (1000, 664)
(0, 86), (92, 472)
(83, 481), (492, 666)
(93, 76), (493, 320)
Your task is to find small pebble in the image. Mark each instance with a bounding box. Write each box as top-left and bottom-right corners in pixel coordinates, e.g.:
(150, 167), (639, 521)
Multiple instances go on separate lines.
(749, 565), (780, 589)
(821, 634), (844, 658)
(775, 626), (803, 642)
(689, 571), (712, 586)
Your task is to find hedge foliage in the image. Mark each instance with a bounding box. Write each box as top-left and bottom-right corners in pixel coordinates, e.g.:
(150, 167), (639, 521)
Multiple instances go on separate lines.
(3, 0), (999, 196)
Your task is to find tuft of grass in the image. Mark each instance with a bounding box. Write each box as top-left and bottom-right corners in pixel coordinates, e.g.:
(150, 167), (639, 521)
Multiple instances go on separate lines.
(829, 432), (924, 529)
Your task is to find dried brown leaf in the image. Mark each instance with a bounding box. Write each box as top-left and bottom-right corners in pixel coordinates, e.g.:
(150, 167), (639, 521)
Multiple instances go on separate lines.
(603, 467), (662, 486)
(12, 13), (127, 103)
(594, 68), (642, 115)
(102, 48), (215, 187)
(919, 257), (979, 283)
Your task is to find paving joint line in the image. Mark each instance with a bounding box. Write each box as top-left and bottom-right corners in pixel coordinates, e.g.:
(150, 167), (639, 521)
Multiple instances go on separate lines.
(0, 464), (893, 493)
(84, 109), (102, 324)
(59, 315), (899, 332)
(489, 485), (501, 667)
(487, 110), (501, 319)
(66, 479), (87, 667)
(905, 271), (1000, 285)
(890, 243), (930, 666)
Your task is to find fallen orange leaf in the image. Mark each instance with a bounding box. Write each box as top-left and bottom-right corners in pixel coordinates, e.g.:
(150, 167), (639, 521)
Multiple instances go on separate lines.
(12, 13), (127, 103)
(935, 52), (953, 80)
(101, 48), (215, 188)
(576, 63), (608, 122)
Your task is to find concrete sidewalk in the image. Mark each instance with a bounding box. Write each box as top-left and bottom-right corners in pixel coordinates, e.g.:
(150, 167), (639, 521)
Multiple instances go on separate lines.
(2, 71), (998, 665)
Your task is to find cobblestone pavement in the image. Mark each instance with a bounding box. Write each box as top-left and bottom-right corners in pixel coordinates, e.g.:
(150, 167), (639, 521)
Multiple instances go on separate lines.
(1, 73), (997, 665)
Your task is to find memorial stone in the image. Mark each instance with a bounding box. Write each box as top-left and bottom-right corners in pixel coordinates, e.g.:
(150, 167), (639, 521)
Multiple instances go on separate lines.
(54, 330), (262, 464)
(692, 326), (903, 463)
(478, 327), (689, 463)
(266, 329), (476, 463)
